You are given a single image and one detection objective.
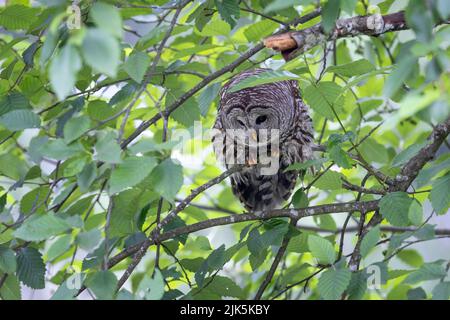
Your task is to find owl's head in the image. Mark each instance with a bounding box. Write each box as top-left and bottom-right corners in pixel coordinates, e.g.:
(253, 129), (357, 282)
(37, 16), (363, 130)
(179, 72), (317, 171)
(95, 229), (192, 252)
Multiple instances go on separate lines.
(218, 68), (299, 140)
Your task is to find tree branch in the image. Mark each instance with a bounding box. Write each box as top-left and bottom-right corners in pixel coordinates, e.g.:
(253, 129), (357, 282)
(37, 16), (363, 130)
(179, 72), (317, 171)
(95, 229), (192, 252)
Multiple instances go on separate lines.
(264, 11), (447, 60)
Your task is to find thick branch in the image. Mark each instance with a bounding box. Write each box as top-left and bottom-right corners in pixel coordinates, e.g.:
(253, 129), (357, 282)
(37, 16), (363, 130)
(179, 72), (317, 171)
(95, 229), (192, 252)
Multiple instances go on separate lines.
(264, 11), (446, 60)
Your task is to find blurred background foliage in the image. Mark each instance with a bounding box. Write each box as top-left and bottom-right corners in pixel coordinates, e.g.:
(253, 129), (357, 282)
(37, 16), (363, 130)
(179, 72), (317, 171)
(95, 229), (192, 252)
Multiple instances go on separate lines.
(0, 0), (449, 300)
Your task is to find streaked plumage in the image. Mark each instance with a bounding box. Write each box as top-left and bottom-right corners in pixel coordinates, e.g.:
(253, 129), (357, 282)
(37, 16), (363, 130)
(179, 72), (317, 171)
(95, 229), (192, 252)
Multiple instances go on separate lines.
(212, 68), (314, 212)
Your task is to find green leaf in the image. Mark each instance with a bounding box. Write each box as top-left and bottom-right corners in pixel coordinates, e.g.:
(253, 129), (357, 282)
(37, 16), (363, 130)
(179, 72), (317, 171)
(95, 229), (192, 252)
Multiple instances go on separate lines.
(244, 19), (278, 42)
(264, 0), (314, 13)
(77, 162), (97, 192)
(329, 145), (352, 169)
(109, 156), (157, 194)
(285, 158), (328, 171)
(286, 233), (309, 253)
(379, 192), (413, 227)
(214, 0), (240, 28)
(429, 172), (450, 215)
(358, 138), (388, 164)
(170, 97), (201, 127)
(360, 226), (380, 257)
(0, 5), (37, 30)
(46, 235), (72, 261)
(123, 51), (150, 83)
(90, 2), (122, 38)
(16, 247), (45, 289)
(109, 188), (151, 237)
(321, 0), (340, 33)
(76, 229), (102, 252)
(292, 189), (309, 208)
(313, 170), (343, 190)
(397, 249), (423, 268)
(63, 115), (91, 144)
(326, 59), (375, 77)
(14, 213), (72, 242)
(50, 44), (82, 100)
(148, 158), (183, 202)
(82, 28), (120, 77)
(403, 261), (447, 284)
(307, 235), (336, 265)
(0, 109), (40, 131)
(0, 92), (29, 116)
(303, 82), (344, 119)
(383, 55), (417, 97)
(228, 70), (299, 93)
(318, 268), (352, 300)
(196, 275), (245, 299)
(199, 82), (221, 116)
(0, 275), (21, 300)
(40, 139), (84, 160)
(136, 269), (165, 300)
(392, 141), (427, 167)
(407, 287), (427, 300)
(432, 282), (450, 300)
(0, 246), (16, 273)
(85, 270), (118, 300)
(94, 132), (122, 164)
(408, 200), (423, 226)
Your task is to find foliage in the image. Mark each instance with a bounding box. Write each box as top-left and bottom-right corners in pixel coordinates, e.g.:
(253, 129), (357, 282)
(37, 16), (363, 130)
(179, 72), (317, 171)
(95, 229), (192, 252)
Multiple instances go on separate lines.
(0, 0), (449, 300)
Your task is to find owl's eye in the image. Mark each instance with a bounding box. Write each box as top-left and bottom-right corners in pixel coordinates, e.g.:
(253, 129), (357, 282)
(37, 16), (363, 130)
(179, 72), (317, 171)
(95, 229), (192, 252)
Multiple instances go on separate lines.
(236, 119), (245, 126)
(255, 115), (267, 125)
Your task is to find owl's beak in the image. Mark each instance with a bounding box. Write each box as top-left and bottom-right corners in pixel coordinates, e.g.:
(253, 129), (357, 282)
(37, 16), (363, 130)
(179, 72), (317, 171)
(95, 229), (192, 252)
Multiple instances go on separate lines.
(250, 131), (258, 142)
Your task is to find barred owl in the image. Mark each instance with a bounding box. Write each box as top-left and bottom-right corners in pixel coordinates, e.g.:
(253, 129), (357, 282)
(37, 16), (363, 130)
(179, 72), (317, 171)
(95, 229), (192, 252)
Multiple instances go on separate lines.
(212, 68), (314, 212)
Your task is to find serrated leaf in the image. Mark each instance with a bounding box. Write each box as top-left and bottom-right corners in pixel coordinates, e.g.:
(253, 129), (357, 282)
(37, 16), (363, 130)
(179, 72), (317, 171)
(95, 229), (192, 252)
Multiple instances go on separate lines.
(148, 158), (183, 202)
(124, 51), (150, 83)
(327, 59), (375, 77)
(214, 0), (240, 28)
(0, 109), (40, 131)
(63, 115), (91, 144)
(0, 92), (29, 116)
(313, 170), (343, 190)
(14, 214), (72, 241)
(308, 235), (336, 265)
(379, 192), (413, 227)
(244, 19), (278, 42)
(0, 5), (37, 30)
(16, 247), (45, 289)
(303, 82), (344, 119)
(403, 261), (447, 284)
(318, 268), (352, 300)
(109, 156), (157, 194)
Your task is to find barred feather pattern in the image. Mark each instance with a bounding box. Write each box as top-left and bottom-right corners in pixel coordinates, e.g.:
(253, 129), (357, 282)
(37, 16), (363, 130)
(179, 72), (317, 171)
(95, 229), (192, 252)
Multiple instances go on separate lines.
(212, 68), (314, 212)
